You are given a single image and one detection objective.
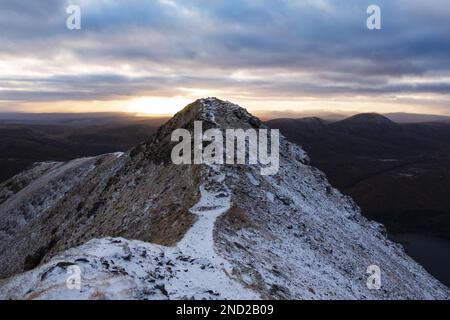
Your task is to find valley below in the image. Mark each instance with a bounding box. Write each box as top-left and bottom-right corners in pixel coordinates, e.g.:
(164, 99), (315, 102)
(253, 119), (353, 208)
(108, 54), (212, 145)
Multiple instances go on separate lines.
(389, 232), (450, 286)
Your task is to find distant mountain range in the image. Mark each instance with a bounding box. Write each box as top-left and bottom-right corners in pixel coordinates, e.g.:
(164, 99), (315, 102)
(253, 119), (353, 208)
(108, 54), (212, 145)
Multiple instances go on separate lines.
(3, 110), (450, 124)
(256, 110), (450, 123)
(0, 114), (167, 183)
(383, 113), (450, 124)
(267, 113), (450, 239)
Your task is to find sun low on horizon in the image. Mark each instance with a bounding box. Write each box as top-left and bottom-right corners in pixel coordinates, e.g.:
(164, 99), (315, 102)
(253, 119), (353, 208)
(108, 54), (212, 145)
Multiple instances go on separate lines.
(126, 96), (194, 116)
(9, 94), (449, 119)
(1, 0), (449, 117)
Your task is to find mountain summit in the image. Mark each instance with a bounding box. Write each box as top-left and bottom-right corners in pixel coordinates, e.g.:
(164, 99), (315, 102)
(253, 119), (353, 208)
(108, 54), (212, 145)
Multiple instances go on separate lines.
(0, 98), (448, 299)
(342, 113), (396, 125)
(331, 113), (400, 132)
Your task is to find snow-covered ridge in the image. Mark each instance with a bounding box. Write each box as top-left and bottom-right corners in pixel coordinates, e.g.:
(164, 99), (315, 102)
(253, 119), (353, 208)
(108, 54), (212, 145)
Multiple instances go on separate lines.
(0, 234), (260, 300)
(0, 98), (449, 300)
(0, 237), (253, 300)
(0, 165), (258, 300)
(176, 164), (259, 299)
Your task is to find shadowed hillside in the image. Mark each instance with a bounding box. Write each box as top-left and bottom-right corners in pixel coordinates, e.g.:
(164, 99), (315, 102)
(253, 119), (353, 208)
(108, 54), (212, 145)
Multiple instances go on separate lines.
(267, 114), (450, 238)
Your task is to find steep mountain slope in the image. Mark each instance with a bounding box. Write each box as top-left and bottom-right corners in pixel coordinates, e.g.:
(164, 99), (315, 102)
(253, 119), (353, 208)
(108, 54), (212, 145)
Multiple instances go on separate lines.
(0, 98), (449, 299)
(266, 115), (450, 239)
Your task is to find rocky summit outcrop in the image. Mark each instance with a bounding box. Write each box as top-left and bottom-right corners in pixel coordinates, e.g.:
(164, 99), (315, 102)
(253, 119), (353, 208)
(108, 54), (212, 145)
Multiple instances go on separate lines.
(0, 98), (449, 300)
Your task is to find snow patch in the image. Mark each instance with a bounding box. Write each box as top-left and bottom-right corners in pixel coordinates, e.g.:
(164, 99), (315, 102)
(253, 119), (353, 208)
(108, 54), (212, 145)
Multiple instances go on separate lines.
(175, 165), (259, 299)
(112, 152), (125, 158)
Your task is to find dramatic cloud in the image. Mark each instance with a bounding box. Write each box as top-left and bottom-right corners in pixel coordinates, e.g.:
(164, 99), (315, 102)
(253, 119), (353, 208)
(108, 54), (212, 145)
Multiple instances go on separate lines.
(0, 0), (449, 114)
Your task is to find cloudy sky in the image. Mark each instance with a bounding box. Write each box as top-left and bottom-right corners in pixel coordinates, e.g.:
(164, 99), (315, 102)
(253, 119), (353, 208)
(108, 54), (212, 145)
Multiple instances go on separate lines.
(0, 0), (449, 115)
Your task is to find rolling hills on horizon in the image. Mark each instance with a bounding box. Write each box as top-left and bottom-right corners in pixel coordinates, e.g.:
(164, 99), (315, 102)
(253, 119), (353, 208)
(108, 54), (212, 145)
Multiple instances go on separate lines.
(0, 115), (168, 183)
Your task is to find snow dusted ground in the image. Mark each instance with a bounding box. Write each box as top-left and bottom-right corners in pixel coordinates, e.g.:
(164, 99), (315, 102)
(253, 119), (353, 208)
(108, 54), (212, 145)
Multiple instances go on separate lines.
(214, 133), (450, 299)
(175, 165), (259, 299)
(0, 236), (257, 300)
(0, 165), (259, 300)
(0, 157), (98, 244)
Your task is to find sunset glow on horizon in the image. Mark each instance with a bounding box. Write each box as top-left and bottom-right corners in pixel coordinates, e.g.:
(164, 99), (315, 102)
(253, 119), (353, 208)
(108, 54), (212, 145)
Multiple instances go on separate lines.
(1, 0), (449, 116)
